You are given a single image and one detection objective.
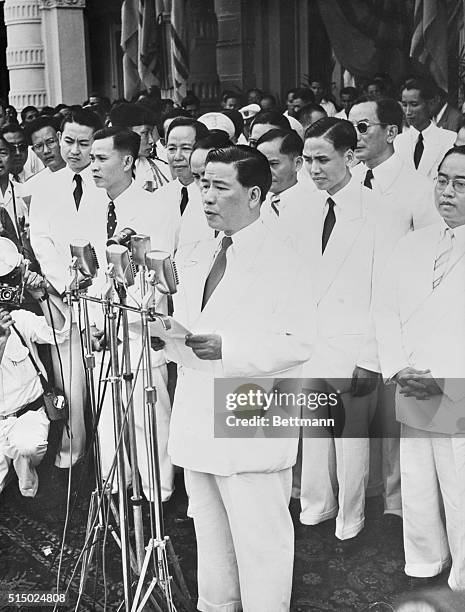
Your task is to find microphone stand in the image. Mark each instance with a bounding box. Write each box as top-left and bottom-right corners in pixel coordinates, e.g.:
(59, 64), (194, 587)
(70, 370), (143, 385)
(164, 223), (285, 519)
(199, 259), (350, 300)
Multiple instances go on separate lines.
(70, 262), (193, 611)
(104, 265), (132, 611)
(117, 283), (145, 571)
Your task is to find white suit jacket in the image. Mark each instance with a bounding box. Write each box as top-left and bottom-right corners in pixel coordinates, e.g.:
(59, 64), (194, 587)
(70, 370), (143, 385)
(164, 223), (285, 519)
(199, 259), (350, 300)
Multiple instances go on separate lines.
(374, 222), (465, 434)
(29, 164), (109, 294)
(351, 154), (440, 282)
(151, 178), (214, 257)
(394, 123), (456, 181)
(168, 218), (316, 475)
(302, 178), (379, 382)
(261, 179), (319, 265)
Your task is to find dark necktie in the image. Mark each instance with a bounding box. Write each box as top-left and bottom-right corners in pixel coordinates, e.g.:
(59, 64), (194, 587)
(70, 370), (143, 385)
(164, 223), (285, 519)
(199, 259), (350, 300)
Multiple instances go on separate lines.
(180, 186), (189, 215)
(413, 132), (424, 169)
(270, 194), (280, 216)
(322, 197), (336, 254)
(364, 169), (374, 189)
(12, 173), (21, 183)
(201, 236), (233, 310)
(73, 173), (83, 210)
(107, 200), (117, 239)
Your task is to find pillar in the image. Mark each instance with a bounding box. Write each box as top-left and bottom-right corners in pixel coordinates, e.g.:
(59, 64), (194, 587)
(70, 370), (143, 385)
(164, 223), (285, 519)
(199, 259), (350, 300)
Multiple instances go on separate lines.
(214, 0), (256, 92)
(38, 0), (88, 106)
(4, 0), (47, 110)
(188, 0), (220, 109)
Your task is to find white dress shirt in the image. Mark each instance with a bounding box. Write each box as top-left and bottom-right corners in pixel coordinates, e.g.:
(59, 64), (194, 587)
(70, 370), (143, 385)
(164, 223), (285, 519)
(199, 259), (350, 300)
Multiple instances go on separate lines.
(394, 122), (456, 180)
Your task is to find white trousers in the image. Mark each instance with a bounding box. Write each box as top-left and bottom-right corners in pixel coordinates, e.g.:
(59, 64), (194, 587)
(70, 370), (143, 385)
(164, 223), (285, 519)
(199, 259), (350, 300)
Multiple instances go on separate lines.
(0, 407), (49, 496)
(97, 361), (174, 502)
(300, 390), (376, 539)
(401, 425), (465, 590)
(185, 468), (294, 612)
(53, 323), (87, 468)
(367, 385), (401, 516)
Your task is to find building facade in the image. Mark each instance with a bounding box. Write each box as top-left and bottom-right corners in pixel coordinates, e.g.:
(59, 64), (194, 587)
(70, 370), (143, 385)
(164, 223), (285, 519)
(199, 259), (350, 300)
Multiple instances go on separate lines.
(0, 0), (462, 111)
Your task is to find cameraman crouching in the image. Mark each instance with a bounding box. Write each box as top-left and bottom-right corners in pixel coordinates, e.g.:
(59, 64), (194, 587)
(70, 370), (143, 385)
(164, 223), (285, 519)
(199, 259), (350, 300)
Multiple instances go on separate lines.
(0, 266), (68, 497)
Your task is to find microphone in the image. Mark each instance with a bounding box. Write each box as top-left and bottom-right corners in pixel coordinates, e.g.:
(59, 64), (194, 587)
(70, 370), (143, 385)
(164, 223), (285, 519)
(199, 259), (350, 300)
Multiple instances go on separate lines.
(106, 244), (136, 287)
(145, 250), (179, 294)
(130, 234), (152, 267)
(70, 240), (99, 278)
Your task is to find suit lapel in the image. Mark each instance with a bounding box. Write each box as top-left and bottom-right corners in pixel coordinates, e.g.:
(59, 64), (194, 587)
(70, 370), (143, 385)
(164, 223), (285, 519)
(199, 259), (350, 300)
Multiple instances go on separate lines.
(177, 238), (218, 328)
(318, 216), (366, 302)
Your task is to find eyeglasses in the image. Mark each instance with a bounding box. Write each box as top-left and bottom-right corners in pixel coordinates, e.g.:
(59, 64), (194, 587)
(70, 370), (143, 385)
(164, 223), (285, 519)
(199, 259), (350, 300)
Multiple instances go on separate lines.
(8, 143), (28, 154)
(352, 121), (385, 134)
(31, 138), (58, 153)
(435, 175), (465, 194)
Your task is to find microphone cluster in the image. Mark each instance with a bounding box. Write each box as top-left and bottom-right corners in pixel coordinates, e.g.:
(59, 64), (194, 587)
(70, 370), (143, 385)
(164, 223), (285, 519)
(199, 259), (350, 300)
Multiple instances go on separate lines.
(69, 228), (179, 295)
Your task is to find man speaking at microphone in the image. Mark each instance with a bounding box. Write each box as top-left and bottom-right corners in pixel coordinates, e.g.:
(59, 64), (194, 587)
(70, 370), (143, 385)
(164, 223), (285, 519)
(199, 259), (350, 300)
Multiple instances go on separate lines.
(89, 126), (177, 502)
(169, 145), (316, 611)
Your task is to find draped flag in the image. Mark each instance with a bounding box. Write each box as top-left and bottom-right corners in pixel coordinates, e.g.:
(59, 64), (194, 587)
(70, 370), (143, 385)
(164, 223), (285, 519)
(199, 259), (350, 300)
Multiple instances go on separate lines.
(410, 0), (462, 92)
(317, 0), (409, 84)
(410, 0), (448, 91)
(121, 0), (141, 99)
(121, 0), (165, 100)
(170, 0), (189, 103)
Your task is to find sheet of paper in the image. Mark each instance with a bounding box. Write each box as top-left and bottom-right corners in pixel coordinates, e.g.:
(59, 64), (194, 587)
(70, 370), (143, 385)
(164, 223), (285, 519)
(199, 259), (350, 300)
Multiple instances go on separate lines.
(149, 315), (201, 368)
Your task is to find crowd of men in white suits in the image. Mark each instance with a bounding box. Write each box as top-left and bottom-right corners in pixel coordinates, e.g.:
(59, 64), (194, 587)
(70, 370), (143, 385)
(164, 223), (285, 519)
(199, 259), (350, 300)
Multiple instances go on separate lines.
(0, 74), (464, 611)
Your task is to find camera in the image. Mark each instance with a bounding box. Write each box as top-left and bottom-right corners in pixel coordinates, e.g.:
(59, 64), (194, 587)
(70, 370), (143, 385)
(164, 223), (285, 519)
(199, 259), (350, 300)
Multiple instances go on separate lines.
(0, 237), (24, 309)
(107, 227), (136, 248)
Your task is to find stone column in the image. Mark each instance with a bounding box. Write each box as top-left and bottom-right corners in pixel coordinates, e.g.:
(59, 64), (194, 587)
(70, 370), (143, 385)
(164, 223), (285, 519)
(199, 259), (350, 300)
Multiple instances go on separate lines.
(188, 0), (220, 110)
(214, 0), (256, 92)
(38, 0), (88, 106)
(4, 0), (47, 110)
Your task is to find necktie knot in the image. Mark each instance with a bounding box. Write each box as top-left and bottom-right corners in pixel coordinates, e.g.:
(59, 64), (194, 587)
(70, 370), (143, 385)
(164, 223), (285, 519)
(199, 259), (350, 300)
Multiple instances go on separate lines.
(364, 169), (374, 189)
(73, 173), (83, 210)
(107, 200), (117, 239)
(270, 194), (280, 216)
(418, 132), (424, 143)
(221, 235), (233, 250)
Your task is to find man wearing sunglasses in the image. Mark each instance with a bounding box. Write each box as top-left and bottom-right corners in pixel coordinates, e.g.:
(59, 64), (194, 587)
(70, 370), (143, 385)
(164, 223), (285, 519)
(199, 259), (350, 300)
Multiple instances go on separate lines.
(349, 98), (440, 524)
(1, 124), (42, 184)
(394, 78), (455, 181)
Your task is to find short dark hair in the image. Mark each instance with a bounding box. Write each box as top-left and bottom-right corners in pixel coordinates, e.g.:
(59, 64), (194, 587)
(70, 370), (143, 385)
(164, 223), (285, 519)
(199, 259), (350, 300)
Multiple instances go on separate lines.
(165, 117), (209, 142)
(256, 128), (303, 156)
(20, 105), (38, 121)
(296, 103), (327, 125)
(340, 87), (358, 98)
(181, 94), (200, 108)
(192, 131), (233, 152)
(93, 126), (140, 160)
(221, 90), (242, 104)
(205, 145), (272, 203)
(1, 123), (25, 139)
(24, 116), (60, 142)
(293, 88), (315, 103)
(438, 145), (465, 173)
(251, 111), (291, 132)
(260, 94), (277, 106)
(221, 110), (244, 140)
(402, 77), (437, 102)
(304, 117), (357, 152)
(374, 98), (404, 132)
(60, 107), (103, 134)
